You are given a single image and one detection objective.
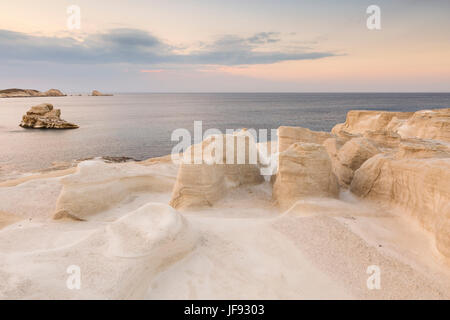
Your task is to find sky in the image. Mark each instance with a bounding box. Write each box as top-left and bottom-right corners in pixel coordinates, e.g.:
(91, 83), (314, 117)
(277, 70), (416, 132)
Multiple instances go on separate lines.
(0, 0), (449, 92)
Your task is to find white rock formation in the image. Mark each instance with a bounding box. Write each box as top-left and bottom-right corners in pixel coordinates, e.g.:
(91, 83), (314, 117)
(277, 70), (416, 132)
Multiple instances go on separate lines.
(278, 126), (333, 153)
(0, 107), (449, 300)
(350, 140), (450, 257)
(331, 110), (413, 136)
(0, 202), (197, 299)
(54, 160), (176, 220)
(273, 143), (339, 210)
(395, 109), (450, 142)
(170, 131), (264, 210)
(331, 137), (380, 186)
(278, 107), (450, 257)
(106, 202), (196, 258)
(333, 108), (450, 143)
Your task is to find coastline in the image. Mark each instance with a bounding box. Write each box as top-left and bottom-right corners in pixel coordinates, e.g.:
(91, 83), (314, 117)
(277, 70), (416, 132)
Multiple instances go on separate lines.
(0, 107), (449, 299)
(2, 93), (450, 175)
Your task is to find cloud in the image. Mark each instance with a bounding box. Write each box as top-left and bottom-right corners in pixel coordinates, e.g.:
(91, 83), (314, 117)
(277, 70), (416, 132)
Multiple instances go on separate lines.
(96, 28), (161, 48)
(247, 32), (281, 44)
(140, 69), (164, 73)
(0, 28), (336, 66)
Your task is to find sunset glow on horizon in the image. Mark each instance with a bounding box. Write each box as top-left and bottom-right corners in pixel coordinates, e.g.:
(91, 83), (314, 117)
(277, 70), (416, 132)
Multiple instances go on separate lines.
(0, 0), (449, 92)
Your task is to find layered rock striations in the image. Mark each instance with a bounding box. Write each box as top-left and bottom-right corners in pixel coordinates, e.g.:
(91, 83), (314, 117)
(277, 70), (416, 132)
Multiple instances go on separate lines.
(350, 140), (450, 257)
(273, 143), (339, 210)
(395, 109), (450, 142)
(0, 107), (449, 299)
(322, 108), (449, 257)
(166, 108), (449, 259)
(332, 108), (450, 143)
(272, 108), (449, 257)
(278, 126), (333, 153)
(169, 131), (264, 210)
(13, 106), (450, 259)
(19, 103), (78, 129)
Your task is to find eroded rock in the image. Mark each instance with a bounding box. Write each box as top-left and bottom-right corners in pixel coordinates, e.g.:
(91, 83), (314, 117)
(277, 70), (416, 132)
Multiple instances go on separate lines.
(332, 108), (450, 143)
(20, 103), (78, 129)
(280, 109), (450, 257)
(396, 109), (450, 142)
(278, 126), (333, 153)
(273, 143), (339, 210)
(169, 131), (264, 210)
(351, 142), (450, 258)
(54, 160), (176, 220)
(332, 110), (413, 136)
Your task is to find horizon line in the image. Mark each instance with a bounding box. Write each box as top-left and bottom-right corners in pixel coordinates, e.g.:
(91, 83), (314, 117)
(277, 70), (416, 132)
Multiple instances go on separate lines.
(67, 91), (450, 94)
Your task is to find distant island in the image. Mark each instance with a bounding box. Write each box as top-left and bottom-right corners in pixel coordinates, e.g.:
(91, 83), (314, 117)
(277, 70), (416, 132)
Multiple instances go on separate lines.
(0, 88), (114, 98)
(91, 90), (113, 96)
(0, 88), (66, 98)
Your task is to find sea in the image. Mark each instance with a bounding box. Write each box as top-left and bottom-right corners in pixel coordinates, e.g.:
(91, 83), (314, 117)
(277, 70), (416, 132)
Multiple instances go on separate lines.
(1, 92), (450, 176)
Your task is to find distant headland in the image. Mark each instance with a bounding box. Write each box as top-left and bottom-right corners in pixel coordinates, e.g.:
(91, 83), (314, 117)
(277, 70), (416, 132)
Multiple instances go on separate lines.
(0, 88), (114, 98)
(0, 88), (66, 98)
(91, 90), (113, 96)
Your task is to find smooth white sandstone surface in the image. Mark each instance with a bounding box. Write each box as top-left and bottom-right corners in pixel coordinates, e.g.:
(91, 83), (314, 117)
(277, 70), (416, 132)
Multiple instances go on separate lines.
(273, 143), (339, 209)
(170, 131), (264, 211)
(0, 108), (449, 299)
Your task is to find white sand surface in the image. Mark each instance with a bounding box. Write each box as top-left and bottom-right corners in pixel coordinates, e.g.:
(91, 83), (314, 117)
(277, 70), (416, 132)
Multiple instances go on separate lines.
(0, 159), (449, 299)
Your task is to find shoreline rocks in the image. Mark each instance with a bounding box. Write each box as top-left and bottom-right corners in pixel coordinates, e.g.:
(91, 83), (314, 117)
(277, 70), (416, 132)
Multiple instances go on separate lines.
(19, 103), (79, 129)
(10, 105), (450, 258)
(163, 107), (447, 256)
(169, 131), (264, 210)
(276, 107), (450, 258)
(350, 148), (450, 258)
(0, 88), (65, 98)
(54, 160), (175, 221)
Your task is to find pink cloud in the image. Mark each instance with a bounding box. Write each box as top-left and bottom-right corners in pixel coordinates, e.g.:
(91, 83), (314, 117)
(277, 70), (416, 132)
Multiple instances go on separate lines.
(140, 69), (164, 73)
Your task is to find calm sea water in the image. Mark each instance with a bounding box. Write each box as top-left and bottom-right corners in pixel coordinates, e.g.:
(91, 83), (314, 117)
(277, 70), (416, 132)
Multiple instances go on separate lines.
(1, 93), (450, 174)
